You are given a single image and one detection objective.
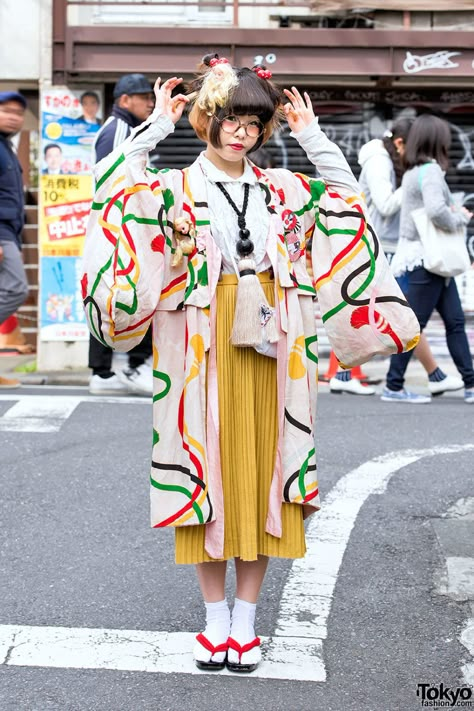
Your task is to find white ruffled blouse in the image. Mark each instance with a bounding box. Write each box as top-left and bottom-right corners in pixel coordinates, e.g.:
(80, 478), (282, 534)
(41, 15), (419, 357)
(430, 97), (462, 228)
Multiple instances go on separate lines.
(198, 152), (271, 275)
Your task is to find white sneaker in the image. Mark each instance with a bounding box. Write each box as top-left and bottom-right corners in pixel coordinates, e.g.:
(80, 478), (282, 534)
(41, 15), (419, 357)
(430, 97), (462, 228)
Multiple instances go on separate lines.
(329, 376), (375, 396)
(428, 374), (464, 396)
(117, 363), (153, 396)
(89, 373), (130, 395)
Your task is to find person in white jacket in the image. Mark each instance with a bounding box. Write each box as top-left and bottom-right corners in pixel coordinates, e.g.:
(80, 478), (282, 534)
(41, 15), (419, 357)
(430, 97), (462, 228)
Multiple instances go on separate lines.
(330, 117), (463, 400)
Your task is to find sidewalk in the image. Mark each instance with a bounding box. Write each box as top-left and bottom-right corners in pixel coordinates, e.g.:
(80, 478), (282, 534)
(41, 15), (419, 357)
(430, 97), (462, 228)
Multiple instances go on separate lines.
(0, 353), (90, 386)
(0, 350), (466, 393)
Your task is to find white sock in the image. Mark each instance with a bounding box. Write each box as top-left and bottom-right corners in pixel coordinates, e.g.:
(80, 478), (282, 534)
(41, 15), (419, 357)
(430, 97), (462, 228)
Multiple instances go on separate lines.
(204, 599), (231, 642)
(228, 598), (261, 667)
(230, 598), (256, 643)
(194, 599), (230, 663)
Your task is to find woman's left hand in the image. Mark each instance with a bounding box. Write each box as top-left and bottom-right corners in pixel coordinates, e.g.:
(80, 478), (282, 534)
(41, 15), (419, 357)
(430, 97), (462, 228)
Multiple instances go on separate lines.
(283, 87), (315, 133)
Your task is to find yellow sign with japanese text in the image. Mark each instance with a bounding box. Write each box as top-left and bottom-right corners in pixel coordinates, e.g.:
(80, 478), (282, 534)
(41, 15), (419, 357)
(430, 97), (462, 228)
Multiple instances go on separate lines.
(39, 174), (93, 257)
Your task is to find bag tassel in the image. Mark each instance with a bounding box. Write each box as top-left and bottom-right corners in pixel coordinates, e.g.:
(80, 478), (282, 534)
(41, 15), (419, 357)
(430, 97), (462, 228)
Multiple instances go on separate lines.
(231, 258), (279, 347)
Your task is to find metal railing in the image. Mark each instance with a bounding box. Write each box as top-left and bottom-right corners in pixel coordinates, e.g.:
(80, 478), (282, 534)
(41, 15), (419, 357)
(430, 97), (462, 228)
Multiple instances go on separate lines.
(64, 0), (314, 29)
(58, 0), (474, 32)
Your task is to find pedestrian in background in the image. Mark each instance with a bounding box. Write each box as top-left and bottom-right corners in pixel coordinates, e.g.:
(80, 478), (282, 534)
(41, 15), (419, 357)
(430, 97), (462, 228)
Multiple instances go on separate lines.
(330, 116), (463, 399)
(383, 113), (474, 404)
(0, 91), (29, 389)
(88, 73), (155, 396)
(83, 55), (419, 673)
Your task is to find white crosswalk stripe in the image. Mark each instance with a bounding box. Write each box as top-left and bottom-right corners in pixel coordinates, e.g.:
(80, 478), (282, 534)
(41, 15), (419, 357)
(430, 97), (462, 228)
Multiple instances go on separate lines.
(0, 396), (81, 432)
(0, 393), (150, 432)
(433, 497), (474, 687)
(0, 626), (323, 680)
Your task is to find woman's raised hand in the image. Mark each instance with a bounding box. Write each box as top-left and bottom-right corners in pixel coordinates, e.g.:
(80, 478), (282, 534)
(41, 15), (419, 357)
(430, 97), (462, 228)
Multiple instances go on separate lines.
(154, 77), (189, 124)
(283, 87), (315, 133)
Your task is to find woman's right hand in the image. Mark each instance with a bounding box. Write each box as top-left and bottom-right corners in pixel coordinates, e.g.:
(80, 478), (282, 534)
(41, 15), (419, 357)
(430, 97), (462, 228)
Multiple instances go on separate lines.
(461, 206), (473, 222)
(153, 77), (189, 124)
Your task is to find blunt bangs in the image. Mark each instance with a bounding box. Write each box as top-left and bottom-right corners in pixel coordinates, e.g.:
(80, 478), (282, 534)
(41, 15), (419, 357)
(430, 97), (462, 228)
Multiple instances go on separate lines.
(219, 68), (279, 124)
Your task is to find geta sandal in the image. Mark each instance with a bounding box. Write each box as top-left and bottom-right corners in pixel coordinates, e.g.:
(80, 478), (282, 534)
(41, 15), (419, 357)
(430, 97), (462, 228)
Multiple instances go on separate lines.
(226, 636), (261, 673)
(194, 632), (228, 671)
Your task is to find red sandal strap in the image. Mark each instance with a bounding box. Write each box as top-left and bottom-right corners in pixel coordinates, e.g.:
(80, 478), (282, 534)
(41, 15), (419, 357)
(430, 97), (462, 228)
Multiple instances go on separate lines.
(196, 633), (228, 655)
(227, 636), (261, 661)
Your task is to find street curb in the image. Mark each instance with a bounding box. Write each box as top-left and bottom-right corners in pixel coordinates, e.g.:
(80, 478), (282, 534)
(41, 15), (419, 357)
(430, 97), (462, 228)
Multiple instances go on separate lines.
(17, 371), (90, 386)
(2, 356), (463, 390)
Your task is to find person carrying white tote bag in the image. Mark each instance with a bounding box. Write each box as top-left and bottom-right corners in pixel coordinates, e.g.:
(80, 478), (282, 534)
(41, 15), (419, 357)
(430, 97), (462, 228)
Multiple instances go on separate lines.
(384, 113), (474, 405)
(411, 163), (471, 278)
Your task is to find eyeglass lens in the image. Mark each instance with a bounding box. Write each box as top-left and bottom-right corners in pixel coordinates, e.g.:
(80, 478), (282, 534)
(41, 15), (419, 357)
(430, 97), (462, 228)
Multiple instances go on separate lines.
(219, 116), (263, 137)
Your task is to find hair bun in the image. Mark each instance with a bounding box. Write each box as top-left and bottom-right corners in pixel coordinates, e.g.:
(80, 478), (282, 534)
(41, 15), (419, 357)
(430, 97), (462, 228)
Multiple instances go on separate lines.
(202, 53), (219, 67)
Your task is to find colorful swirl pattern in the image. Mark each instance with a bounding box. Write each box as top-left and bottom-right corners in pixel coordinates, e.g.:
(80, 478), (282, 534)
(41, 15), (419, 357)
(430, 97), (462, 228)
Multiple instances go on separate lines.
(82, 152), (420, 531)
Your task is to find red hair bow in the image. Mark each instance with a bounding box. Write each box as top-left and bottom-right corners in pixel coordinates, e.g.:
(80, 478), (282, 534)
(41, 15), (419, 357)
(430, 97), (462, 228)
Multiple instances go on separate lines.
(253, 67), (272, 80)
(209, 57), (229, 67)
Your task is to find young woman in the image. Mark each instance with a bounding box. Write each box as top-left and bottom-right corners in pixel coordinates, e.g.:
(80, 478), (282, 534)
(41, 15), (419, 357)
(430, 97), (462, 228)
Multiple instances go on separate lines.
(384, 113), (474, 404)
(82, 55), (419, 673)
(331, 117), (463, 401)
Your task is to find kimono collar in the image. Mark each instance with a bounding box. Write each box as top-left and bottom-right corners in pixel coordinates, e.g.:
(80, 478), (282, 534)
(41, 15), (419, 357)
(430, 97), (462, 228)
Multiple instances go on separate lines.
(198, 151), (257, 186)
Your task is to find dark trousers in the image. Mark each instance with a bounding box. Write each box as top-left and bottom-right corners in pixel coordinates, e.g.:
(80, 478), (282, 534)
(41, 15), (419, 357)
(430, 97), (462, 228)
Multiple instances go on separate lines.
(386, 266), (474, 391)
(88, 326), (153, 376)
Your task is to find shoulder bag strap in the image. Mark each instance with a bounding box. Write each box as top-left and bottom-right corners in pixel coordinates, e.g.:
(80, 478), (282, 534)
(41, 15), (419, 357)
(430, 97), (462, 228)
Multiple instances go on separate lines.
(417, 163), (430, 191)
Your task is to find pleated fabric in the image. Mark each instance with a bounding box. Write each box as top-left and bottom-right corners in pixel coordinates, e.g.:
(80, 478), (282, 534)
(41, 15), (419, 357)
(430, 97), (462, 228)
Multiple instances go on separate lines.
(175, 272), (306, 564)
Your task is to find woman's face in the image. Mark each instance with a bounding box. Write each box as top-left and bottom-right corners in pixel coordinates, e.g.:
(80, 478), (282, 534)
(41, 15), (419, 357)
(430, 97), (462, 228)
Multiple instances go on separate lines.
(205, 114), (262, 169)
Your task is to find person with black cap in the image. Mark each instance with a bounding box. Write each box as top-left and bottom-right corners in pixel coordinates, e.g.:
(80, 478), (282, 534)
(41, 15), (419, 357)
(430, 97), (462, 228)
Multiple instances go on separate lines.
(0, 91), (29, 389)
(88, 74), (155, 395)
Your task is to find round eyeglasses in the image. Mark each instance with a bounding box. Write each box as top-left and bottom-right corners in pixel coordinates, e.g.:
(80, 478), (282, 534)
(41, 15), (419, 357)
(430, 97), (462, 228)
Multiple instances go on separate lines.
(214, 115), (265, 138)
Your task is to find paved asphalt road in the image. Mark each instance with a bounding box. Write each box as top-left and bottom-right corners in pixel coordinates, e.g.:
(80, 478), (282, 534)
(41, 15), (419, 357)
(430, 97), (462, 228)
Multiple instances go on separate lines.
(0, 385), (473, 711)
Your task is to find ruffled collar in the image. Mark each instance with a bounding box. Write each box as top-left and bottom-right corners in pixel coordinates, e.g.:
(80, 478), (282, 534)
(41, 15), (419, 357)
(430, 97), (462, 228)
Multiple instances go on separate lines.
(199, 151), (257, 185)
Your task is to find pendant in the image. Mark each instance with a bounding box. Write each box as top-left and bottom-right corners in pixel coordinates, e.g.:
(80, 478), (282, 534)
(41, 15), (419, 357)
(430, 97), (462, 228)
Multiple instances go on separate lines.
(236, 233), (254, 257)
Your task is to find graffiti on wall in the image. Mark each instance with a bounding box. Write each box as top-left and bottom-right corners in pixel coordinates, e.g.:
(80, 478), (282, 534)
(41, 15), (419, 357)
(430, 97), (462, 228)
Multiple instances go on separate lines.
(403, 50), (461, 74)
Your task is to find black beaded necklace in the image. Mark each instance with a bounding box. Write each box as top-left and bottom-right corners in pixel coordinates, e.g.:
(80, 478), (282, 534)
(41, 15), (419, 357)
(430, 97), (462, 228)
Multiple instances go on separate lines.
(214, 179), (278, 348)
(215, 182), (254, 262)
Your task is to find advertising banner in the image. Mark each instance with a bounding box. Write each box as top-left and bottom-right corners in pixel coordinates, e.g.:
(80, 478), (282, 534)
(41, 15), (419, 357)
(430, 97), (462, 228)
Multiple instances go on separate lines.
(39, 256), (89, 341)
(39, 87), (102, 341)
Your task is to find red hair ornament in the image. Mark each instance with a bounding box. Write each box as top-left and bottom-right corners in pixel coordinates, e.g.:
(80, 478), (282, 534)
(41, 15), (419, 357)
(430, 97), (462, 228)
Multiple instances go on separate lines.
(252, 67), (272, 80)
(209, 57), (229, 67)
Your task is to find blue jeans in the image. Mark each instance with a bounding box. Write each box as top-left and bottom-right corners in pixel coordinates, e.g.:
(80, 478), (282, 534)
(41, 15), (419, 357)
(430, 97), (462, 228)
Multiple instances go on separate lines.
(386, 266), (474, 391)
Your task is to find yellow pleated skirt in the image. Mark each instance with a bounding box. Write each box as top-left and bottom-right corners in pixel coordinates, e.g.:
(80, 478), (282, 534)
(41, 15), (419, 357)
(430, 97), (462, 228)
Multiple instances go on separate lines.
(175, 272), (306, 564)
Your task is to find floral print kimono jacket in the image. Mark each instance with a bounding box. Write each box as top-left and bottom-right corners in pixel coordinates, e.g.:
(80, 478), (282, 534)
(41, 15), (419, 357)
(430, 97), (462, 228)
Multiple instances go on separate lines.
(82, 113), (420, 559)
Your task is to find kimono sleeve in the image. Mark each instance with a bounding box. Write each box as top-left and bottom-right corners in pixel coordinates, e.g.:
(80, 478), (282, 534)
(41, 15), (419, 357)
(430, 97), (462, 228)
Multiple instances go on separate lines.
(311, 184), (420, 367)
(82, 151), (173, 352)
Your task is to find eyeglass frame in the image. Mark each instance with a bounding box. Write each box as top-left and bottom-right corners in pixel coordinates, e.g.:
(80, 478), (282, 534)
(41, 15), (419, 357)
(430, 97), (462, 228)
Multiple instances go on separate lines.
(213, 114), (265, 138)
